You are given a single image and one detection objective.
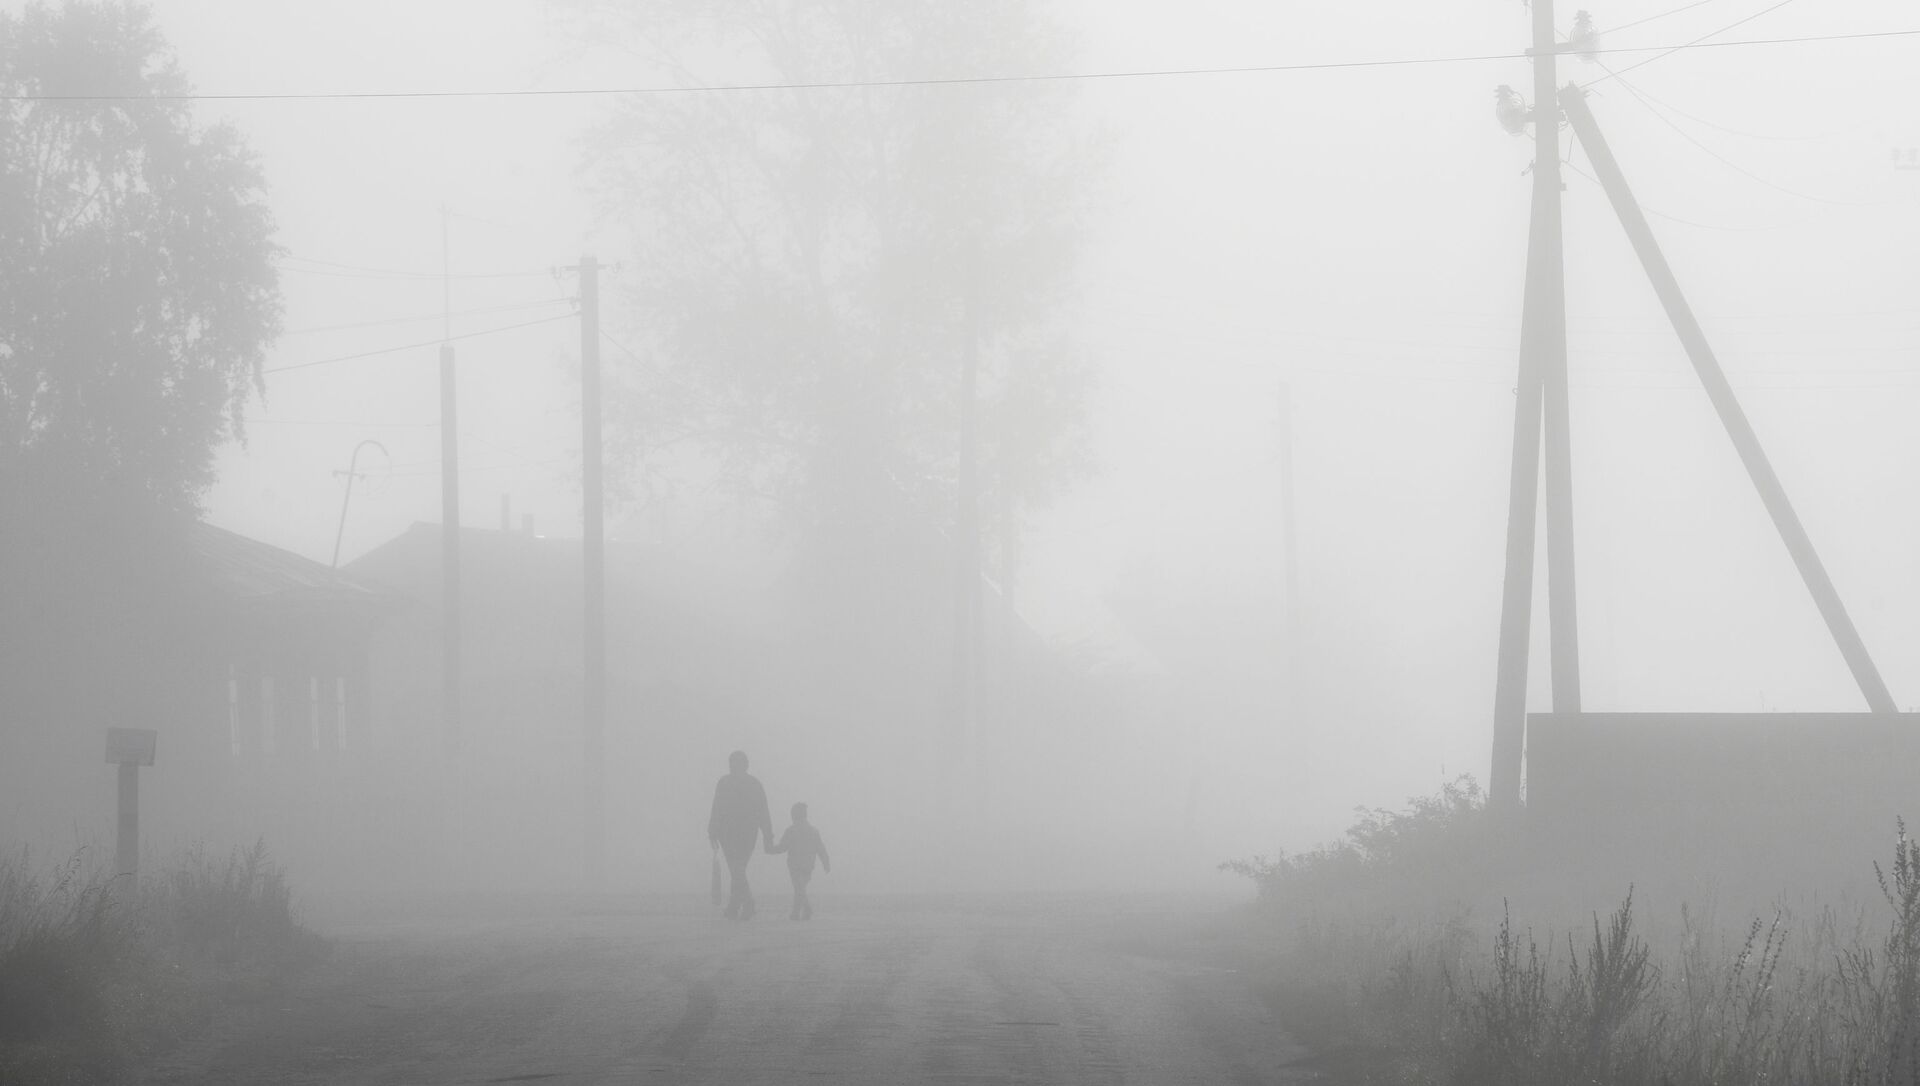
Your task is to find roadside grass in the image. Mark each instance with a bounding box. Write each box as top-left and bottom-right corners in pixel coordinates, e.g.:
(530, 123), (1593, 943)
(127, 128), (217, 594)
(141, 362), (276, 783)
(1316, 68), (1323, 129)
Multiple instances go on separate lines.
(0, 840), (324, 1085)
(1226, 782), (1920, 1085)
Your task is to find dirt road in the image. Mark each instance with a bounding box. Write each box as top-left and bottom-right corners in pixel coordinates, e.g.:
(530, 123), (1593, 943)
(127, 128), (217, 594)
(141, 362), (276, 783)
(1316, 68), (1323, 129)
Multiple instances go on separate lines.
(124, 894), (1312, 1085)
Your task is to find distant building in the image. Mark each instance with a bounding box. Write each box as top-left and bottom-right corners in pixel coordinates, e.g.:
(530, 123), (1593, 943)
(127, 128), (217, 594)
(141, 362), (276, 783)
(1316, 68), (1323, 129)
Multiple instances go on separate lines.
(344, 521), (776, 889)
(0, 514), (398, 864)
(341, 517), (1127, 893)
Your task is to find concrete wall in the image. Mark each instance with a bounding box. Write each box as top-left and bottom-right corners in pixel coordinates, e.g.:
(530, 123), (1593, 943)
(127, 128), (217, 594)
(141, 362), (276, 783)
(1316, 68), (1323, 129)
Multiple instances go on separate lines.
(1526, 712), (1920, 901)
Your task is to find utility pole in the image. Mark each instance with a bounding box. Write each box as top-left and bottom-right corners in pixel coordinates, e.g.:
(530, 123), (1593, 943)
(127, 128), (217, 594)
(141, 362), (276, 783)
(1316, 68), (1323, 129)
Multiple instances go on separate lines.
(1535, 1), (1580, 719)
(997, 455), (1017, 736)
(580, 254), (607, 888)
(1562, 87), (1896, 713)
(1490, 0), (1578, 814)
(440, 206), (461, 761)
(1277, 382), (1300, 692)
(952, 287), (981, 800)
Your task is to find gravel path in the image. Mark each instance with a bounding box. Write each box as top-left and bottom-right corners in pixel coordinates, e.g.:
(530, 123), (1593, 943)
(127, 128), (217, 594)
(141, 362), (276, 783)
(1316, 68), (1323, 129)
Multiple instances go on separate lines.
(119, 894), (1313, 1085)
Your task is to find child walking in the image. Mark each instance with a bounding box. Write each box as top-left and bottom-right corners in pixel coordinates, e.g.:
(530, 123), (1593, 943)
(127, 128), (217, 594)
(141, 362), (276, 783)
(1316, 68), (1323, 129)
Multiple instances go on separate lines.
(767, 802), (831, 920)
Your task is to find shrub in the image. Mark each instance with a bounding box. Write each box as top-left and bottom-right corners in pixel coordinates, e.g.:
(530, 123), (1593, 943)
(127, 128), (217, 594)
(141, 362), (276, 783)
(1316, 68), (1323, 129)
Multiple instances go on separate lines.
(0, 841), (319, 1085)
(1230, 798), (1920, 1085)
(0, 850), (129, 1065)
(139, 839), (307, 969)
(1222, 774), (1490, 911)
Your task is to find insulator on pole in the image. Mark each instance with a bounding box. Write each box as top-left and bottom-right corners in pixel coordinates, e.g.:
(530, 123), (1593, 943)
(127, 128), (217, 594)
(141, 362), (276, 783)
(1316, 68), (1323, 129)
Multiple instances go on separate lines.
(1495, 85), (1529, 135)
(1570, 11), (1601, 61)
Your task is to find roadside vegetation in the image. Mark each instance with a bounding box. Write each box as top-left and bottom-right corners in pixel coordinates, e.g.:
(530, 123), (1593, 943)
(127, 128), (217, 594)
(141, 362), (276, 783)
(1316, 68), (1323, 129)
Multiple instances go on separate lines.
(1226, 780), (1920, 1085)
(0, 841), (322, 1085)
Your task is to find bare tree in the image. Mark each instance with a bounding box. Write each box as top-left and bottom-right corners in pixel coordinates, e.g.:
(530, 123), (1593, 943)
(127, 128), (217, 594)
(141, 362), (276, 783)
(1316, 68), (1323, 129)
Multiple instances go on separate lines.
(572, 0), (1098, 587)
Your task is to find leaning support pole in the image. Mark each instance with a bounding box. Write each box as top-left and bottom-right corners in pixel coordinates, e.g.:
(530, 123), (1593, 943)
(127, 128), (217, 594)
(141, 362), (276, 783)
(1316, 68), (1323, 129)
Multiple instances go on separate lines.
(1489, 183), (1549, 814)
(1561, 85), (1897, 714)
(1533, 0), (1581, 717)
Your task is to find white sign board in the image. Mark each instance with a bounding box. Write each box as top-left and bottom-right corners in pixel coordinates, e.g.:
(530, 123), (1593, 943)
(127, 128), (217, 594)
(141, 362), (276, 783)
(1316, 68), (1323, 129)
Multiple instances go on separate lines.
(105, 727), (156, 766)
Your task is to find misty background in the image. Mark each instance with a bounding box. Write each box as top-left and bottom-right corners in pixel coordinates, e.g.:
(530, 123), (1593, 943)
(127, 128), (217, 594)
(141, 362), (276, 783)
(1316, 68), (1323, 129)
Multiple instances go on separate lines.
(8, 0), (1920, 896)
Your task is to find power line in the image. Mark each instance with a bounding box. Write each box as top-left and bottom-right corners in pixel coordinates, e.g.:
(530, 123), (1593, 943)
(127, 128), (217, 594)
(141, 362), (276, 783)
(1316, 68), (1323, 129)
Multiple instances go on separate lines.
(1584, 0), (1804, 86)
(281, 256), (557, 281)
(1602, 69), (1863, 205)
(245, 416), (439, 428)
(6, 28), (1916, 102)
(1599, 0), (1729, 39)
(282, 297), (575, 336)
(1563, 157), (1772, 230)
(600, 330), (646, 365)
(1586, 69), (1818, 141)
(263, 312), (576, 374)
(382, 455), (571, 479)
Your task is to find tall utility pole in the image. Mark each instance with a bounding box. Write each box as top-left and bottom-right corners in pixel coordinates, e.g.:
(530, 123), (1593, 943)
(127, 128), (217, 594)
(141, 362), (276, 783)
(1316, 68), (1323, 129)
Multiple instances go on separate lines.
(1535, 0), (1580, 719)
(1490, 0), (1578, 813)
(1277, 382), (1301, 691)
(952, 288), (982, 797)
(440, 207), (461, 760)
(579, 254), (606, 887)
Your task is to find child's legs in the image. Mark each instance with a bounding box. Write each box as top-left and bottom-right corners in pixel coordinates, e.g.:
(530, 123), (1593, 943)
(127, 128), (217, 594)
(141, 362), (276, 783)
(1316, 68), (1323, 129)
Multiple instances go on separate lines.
(791, 865), (813, 917)
(784, 867), (803, 917)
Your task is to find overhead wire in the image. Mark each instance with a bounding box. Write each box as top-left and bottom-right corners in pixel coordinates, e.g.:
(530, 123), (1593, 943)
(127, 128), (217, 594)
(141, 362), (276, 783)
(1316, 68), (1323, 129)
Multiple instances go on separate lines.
(1583, 0), (1804, 86)
(1598, 0), (1729, 38)
(1561, 157), (1769, 231)
(382, 455), (572, 480)
(262, 312), (577, 374)
(282, 297), (576, 336)
(1600, 69), (1862, 205)
(280, 256), (558, 281)
(3, 26), (1916, 102)
(1586, 73), (1818, 141)
(245, 416), (439, 428)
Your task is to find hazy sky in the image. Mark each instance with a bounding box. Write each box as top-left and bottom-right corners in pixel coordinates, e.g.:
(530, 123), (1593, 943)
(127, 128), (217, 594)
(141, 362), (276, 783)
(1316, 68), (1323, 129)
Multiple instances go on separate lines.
(35, 0), (1919, 844)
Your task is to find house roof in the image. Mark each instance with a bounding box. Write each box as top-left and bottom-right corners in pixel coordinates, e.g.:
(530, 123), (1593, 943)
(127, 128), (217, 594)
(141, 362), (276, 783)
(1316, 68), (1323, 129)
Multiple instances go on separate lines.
(187, 521), (395, 611)
(344, 522), (775, 628)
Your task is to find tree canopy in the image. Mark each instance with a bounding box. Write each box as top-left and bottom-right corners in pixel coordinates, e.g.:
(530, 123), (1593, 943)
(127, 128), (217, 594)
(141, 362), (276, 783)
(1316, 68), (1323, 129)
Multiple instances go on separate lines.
(577, 1), (1098, 565)
(0, 0), (281, 514)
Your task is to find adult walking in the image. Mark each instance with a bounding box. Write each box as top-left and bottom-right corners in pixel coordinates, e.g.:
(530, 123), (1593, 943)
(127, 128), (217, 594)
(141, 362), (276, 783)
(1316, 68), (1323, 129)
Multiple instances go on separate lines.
(707, 750), (774, 920)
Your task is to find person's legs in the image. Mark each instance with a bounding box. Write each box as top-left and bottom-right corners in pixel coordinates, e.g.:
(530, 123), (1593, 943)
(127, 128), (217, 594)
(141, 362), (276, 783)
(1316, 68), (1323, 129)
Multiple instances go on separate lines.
(792, 866), (812, 920)
(722, 843), (753, 920)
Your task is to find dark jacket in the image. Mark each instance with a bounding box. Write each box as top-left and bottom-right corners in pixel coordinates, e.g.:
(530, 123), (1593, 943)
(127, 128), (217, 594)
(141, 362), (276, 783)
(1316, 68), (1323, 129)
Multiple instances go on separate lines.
(770, 822), (830, 874)
(708, 771), (773, 853)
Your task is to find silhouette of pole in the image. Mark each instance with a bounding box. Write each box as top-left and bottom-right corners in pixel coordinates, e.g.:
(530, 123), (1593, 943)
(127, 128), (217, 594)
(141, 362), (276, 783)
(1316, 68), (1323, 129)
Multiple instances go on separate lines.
(440, 205), (461, 760)
(1277, 382), (1300, 690)
(1561, 86), (1897, 714)
(1491, 0), (1578, 814)
(953, 287), (981, 786)
(1534, 0), (1581, 718)
(115, 761), (138, 877)
(580, 254), (607, 886)
(331, 439), (388, 567)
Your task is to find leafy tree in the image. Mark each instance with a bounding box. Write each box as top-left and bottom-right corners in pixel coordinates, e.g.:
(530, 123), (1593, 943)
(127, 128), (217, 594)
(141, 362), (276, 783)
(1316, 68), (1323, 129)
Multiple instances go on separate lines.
(0, 0), (281, 514)
(575, 0), (1097, 579)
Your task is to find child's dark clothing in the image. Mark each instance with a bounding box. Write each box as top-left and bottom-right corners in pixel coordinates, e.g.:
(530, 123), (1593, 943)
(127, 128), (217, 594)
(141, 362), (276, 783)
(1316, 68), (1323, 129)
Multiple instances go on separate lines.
(768, 821), (830, 920)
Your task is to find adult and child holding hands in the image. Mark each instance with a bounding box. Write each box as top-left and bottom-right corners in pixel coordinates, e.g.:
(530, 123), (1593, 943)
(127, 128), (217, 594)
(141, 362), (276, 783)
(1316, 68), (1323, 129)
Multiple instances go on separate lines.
(707, 750), (831, 921)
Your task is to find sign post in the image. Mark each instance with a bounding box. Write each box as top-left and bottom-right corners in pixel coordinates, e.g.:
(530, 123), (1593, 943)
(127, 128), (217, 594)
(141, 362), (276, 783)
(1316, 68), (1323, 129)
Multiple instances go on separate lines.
(104, 728), (156, 879)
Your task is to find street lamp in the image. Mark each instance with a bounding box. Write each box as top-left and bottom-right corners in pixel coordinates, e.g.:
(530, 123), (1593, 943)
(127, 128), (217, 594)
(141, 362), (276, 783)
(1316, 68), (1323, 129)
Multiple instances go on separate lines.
(331, 439), (389, 568)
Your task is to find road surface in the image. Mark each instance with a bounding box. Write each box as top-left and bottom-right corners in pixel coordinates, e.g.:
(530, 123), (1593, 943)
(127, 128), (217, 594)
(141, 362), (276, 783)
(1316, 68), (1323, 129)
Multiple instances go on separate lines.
(124, 894), (1315, 1085)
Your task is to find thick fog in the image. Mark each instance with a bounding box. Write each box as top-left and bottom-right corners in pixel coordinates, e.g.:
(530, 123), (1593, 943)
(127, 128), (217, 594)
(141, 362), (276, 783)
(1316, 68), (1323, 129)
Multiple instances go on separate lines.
(6, 0), (1920, 908)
